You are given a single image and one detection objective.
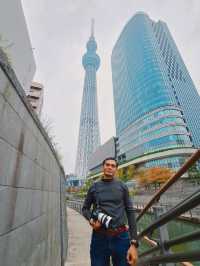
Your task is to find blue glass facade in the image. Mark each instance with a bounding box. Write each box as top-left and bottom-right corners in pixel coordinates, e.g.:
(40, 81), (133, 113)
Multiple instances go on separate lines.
(112, 13), (199, 168)
(143, 156), (187, 170)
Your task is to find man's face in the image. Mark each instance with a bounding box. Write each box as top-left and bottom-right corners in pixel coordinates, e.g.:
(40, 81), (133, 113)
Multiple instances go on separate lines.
(103, 159), (117, 178)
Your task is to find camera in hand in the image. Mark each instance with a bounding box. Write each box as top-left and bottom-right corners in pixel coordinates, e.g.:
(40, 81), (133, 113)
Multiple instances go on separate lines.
(91, 209), (113, 229)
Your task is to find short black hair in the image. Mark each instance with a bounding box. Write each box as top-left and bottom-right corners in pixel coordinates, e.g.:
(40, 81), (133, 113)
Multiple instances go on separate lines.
(102, 157), (118, 167)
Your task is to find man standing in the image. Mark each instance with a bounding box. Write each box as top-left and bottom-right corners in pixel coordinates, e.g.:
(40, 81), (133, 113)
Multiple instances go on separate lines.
(82, 157), (138, 266)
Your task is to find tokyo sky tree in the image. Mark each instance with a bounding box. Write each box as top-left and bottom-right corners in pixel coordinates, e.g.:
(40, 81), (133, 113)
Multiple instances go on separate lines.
(75, 20), (101, 178)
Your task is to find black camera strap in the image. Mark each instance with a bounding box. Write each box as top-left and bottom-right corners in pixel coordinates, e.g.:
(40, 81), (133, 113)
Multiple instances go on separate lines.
(94, 182), (100, 209)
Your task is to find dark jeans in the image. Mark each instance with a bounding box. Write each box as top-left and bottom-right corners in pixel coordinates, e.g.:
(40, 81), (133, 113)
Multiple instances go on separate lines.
(90, 230), (130, 266)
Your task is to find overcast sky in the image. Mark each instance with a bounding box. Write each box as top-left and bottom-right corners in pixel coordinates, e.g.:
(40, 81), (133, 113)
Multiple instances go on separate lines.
(21, 0), (200, 173)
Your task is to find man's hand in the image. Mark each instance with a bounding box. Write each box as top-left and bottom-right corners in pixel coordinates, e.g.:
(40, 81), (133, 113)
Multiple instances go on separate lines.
(127, 245), (138, 266)
(89, 218), (101, 230)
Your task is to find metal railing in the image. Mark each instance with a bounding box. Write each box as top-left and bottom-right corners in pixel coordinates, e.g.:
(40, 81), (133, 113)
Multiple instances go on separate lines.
(67, 149), (200, 265)
(137, 149), (200, 266)
(67, 199), (83, 214)
(136, 150), (200, 222)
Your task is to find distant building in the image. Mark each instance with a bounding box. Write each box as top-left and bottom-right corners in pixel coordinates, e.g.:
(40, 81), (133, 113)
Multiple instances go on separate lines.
(111, 12), (199, 171)
(27, 82), (44, 117)
(88, 137), (118, 176)
(0, 0), (36, 93)
(65, 174), (84, 187)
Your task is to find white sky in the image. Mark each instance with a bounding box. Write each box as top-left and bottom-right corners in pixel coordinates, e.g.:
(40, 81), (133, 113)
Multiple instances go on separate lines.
(21, 0), (200, 173)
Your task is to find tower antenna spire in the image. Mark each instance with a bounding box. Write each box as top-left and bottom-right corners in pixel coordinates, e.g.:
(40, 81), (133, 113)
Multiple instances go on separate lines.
(75, 18), (100, 178)
(91, 18), (94, 37)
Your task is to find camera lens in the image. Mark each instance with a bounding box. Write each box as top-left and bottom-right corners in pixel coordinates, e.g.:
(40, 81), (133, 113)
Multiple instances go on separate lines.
(98, 213), (112, 229)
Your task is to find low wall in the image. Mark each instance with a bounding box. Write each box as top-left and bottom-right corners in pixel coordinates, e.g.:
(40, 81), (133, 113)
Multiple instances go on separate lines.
(0, 48), (67, 266)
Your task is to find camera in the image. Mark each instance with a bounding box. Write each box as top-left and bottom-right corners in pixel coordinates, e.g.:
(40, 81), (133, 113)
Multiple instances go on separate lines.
(91, 209), (113, 229)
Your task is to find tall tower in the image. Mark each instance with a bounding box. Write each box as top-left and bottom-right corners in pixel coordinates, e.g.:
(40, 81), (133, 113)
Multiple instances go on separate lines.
(75, 20), (101, 178)
(111, 12), (200, 170)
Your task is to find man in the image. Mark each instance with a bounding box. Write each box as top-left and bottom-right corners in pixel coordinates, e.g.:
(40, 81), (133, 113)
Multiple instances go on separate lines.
(82, 157), (138, 266)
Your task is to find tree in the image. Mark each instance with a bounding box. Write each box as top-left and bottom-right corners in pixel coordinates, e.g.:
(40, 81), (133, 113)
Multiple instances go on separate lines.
(188, 163), (200, 184)
(127, 164), (137, 180)
(117, 167), (128, 182)
(81, 179), (93, 192)
(75, 178), (95, 198)
(117, 164), (138, 182)
(117, 168), (123, 179)
(0, 35), (13, 64)
(136, 167), (175, 190)
(41, 116), (63, 163)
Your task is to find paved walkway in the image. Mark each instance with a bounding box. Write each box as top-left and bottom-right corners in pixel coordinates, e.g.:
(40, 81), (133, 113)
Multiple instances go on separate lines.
(65, 207), (91, 266)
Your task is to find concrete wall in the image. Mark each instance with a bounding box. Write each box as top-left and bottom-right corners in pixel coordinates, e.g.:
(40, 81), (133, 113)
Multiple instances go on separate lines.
(0, 0), (36, 93)
(0, 48), (67, 266)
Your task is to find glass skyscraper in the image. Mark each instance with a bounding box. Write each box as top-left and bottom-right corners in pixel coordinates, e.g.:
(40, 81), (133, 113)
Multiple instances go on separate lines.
(75, 21), (101, 178)
(111, 12), (199, 169)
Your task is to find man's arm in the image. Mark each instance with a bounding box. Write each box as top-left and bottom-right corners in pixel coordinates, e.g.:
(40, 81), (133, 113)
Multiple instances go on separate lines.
(124, 184), (138, 266)
(82, 186), (94, 220)
(82, 184), (102, 230)
(123, 185), (138, 241)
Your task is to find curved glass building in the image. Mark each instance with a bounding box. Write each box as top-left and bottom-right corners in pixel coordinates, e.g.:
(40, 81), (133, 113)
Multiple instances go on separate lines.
(111, 13), (200, 169)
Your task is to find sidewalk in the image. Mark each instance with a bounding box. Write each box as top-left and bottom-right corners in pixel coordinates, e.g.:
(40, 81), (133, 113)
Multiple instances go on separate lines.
(65, 207), (91, 266)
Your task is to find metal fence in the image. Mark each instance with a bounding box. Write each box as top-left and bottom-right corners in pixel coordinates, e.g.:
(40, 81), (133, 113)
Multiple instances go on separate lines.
(137, 150), (200, 266)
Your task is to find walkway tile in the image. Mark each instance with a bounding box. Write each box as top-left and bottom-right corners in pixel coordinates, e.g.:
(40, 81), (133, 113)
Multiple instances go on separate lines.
(65, 207), (91, 266)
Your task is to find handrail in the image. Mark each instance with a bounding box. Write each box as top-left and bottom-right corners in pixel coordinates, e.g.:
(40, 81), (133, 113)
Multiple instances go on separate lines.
(138, 189), (200, 238)
(142, 235), (194, 266)
(140, 230), (200, 257)
(137, 250), (200, 265)
(182, 263), (193, 266)
(136, 149), (200, 222)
